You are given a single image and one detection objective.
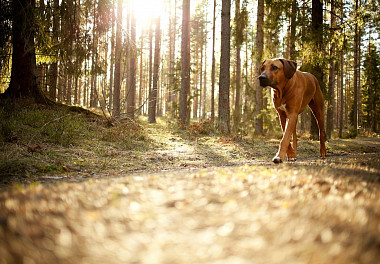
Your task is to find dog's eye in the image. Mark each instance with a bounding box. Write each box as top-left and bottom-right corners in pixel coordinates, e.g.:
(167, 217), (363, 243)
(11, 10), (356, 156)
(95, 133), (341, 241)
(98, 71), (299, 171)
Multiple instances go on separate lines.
(271, 65), (278, 71)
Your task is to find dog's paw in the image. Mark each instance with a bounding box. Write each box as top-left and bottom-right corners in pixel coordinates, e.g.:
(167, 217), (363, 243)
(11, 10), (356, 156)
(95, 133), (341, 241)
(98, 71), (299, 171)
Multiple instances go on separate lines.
(272, 156), (283, 164)
(288, 158), (297, 162)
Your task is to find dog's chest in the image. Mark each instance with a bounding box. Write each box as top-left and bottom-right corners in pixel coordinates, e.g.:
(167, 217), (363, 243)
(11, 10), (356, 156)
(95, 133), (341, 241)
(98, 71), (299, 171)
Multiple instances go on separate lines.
(278, 103), (287, 112)
(272, 90), (288, 113)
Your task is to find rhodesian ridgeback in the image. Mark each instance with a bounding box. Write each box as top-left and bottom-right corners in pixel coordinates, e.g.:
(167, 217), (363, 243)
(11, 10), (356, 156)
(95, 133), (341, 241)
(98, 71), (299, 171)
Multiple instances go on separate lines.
(258, 58), (326, 163)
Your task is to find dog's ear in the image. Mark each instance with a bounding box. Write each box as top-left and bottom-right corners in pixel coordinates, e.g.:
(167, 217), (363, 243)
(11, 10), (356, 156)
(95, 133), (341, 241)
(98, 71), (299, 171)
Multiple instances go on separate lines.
(280, 59), (297, 79)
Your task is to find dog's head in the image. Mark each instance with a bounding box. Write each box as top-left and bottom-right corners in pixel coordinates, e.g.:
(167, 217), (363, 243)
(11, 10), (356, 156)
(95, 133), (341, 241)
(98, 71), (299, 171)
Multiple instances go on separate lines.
(258, 58), (297, 89)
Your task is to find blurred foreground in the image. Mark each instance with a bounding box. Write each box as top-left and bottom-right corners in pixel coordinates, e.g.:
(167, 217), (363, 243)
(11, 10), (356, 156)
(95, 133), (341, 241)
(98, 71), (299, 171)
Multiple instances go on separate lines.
(1, 151), (379, 263)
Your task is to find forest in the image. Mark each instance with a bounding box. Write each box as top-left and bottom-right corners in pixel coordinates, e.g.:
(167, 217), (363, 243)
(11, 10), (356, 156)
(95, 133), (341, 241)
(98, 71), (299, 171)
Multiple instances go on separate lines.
(0, 0), (379, 136)
(0, 0), (380, 263)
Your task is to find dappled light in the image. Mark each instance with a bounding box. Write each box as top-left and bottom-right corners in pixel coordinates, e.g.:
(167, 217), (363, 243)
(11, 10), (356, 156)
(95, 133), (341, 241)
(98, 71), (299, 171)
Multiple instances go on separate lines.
(0, 0), (379, 262)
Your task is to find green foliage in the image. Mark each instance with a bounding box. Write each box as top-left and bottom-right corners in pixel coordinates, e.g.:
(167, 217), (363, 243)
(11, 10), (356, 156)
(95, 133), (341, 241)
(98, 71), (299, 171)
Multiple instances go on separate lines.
(362, 43), (380, 132)
(0, 159), (34, 178)
(0, 102), (90, 146)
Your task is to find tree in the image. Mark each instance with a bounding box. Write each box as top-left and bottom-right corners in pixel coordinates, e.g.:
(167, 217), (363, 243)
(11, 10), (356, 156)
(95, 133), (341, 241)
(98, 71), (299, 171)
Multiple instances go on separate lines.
(362, 43), (380, 132)
(254, 0), (264, 135)
(352, 0), (361, 133)
(127, 11), (137, 119)
(218, 0), (231, 134)
(179, 0), (191, 125)
(310, 0), (324, 140)
(210, 0), (216, 123)
(233, 0), (241, 133)
(148, 18), (161, 123)
(48, 0), (60, 101)
(1, 0), (49, 104)
(112, 0), (123, 118)
(326, 0), (337, 139)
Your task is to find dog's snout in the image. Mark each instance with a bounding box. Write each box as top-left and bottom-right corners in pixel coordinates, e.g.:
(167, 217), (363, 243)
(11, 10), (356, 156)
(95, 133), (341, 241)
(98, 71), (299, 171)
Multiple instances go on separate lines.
(258, 74), (268, 80)
(258, 73), (272, 87)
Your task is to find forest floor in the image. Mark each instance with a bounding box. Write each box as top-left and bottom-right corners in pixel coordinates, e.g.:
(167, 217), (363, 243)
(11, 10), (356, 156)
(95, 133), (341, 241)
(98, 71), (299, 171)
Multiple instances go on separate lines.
(0, 103), (380, 263)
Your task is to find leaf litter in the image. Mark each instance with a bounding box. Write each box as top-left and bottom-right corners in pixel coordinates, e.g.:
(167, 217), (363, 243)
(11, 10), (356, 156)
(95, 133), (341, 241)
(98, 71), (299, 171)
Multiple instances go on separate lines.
(0, 117), (379, 263)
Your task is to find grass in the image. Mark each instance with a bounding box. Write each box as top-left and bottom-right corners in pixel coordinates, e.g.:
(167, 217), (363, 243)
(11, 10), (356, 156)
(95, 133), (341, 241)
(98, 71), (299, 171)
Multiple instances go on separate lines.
(1, 99), (379, 186)
(0, 99), (151, 181)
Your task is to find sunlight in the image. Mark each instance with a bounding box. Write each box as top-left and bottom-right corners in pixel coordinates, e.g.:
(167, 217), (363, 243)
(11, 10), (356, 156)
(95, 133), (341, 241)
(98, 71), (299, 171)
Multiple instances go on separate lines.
(130, 0), (164, 29)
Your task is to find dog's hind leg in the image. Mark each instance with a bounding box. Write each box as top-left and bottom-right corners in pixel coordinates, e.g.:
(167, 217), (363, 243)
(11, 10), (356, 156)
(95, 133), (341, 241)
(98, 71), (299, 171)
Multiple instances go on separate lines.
(308, 98), (327, 158)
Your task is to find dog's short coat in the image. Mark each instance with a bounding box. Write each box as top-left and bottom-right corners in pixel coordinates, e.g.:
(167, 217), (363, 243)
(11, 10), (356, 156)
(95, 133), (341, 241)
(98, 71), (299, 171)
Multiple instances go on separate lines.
(259, 58), (326, 163)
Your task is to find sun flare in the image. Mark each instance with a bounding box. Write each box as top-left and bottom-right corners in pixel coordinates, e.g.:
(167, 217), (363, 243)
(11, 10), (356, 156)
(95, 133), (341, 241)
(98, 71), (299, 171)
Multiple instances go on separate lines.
(131, 0), (165, 29)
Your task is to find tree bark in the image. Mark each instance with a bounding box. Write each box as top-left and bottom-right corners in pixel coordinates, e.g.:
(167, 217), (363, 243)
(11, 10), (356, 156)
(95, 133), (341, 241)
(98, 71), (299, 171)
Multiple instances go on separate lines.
(326, 0), (336, 139)
(179, 0), (191, 125)
(233, 0), (242, 133)
(352, 0), (360, 133)
(112, 0), (123, 118)
(2, 0), (49, 104)
(148, 18), (161, 123)
(211, 0), (216, 123)
(254, 0), (264, 135)
(109, 0), (116, 112)
(218, 0), (231, 134)
(127, 12), (136, 119)
(310, 0), (324, 140)
(289, 0), (297, 60)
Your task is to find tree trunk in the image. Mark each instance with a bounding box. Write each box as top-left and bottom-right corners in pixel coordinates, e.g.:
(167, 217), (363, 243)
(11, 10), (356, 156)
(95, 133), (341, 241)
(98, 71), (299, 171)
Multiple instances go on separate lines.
(202, 39), (207, 119)
(326, 0), (336, 139)
(109, 0), (115, 112)
(179, 0), (191, 125)
(48, 0), (60, 101)
(310, 0), (324, 140)
(211, 0), (216, 123)
(2, 0), (48, 104)
(233, 0), (242, 133)
(148, 18), (161, 123)
(352, 0), (360, 133)
(112, 0), (122, 118)
(148, 21), (153, 116)
(90, 0), (98, 107)
(218, 0), (231, 134)
(127, 12), (136, 119)
(289, 0), (297, 60)
(254, 0), (264, 135)
(138, 30), (144, 116)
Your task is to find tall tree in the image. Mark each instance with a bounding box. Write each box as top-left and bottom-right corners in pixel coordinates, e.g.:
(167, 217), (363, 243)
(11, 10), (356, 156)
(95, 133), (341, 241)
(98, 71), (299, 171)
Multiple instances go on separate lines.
(338, 0), (345, 138)
(233, 0), (247, 133)
(179, 0), (191, 125)
(48, 0), (60, 101)
(254, 0), (264, 135)
(127, 11), (137, 119)
(1, 0), (49, 104)
(148, 18), (161, 123)
(289, 0), (297, 60)
(326, 0), (336, 139)
(210, 0), (216, 123)
(310, 0), (324, 140)
(352, 0), (360, 134)
(362, 43), (380, 132)
(112, 0), (123, 118)
(138, 30), (144, 116)
(109, 0), (116, 112)
(218, 0), (231, 134)
(233, 0), (241, 133)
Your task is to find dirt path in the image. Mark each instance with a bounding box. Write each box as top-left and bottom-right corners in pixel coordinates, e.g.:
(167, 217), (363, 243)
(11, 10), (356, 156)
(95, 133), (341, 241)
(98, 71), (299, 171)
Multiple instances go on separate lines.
(1, 123), (380, 264)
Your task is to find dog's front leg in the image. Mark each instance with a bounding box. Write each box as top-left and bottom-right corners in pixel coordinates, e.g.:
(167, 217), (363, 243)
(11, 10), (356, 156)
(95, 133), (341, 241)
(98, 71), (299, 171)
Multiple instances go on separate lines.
(273, 114), (297, 163)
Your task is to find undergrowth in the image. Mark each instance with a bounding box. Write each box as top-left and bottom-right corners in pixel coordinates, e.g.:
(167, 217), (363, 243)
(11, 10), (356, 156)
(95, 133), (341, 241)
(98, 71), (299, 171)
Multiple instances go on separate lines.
(0, 100), (151, 180)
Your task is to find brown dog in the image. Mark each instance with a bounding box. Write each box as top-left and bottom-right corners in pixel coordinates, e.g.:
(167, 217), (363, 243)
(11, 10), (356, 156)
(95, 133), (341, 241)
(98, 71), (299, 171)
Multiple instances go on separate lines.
(258, 58), (326, 163)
